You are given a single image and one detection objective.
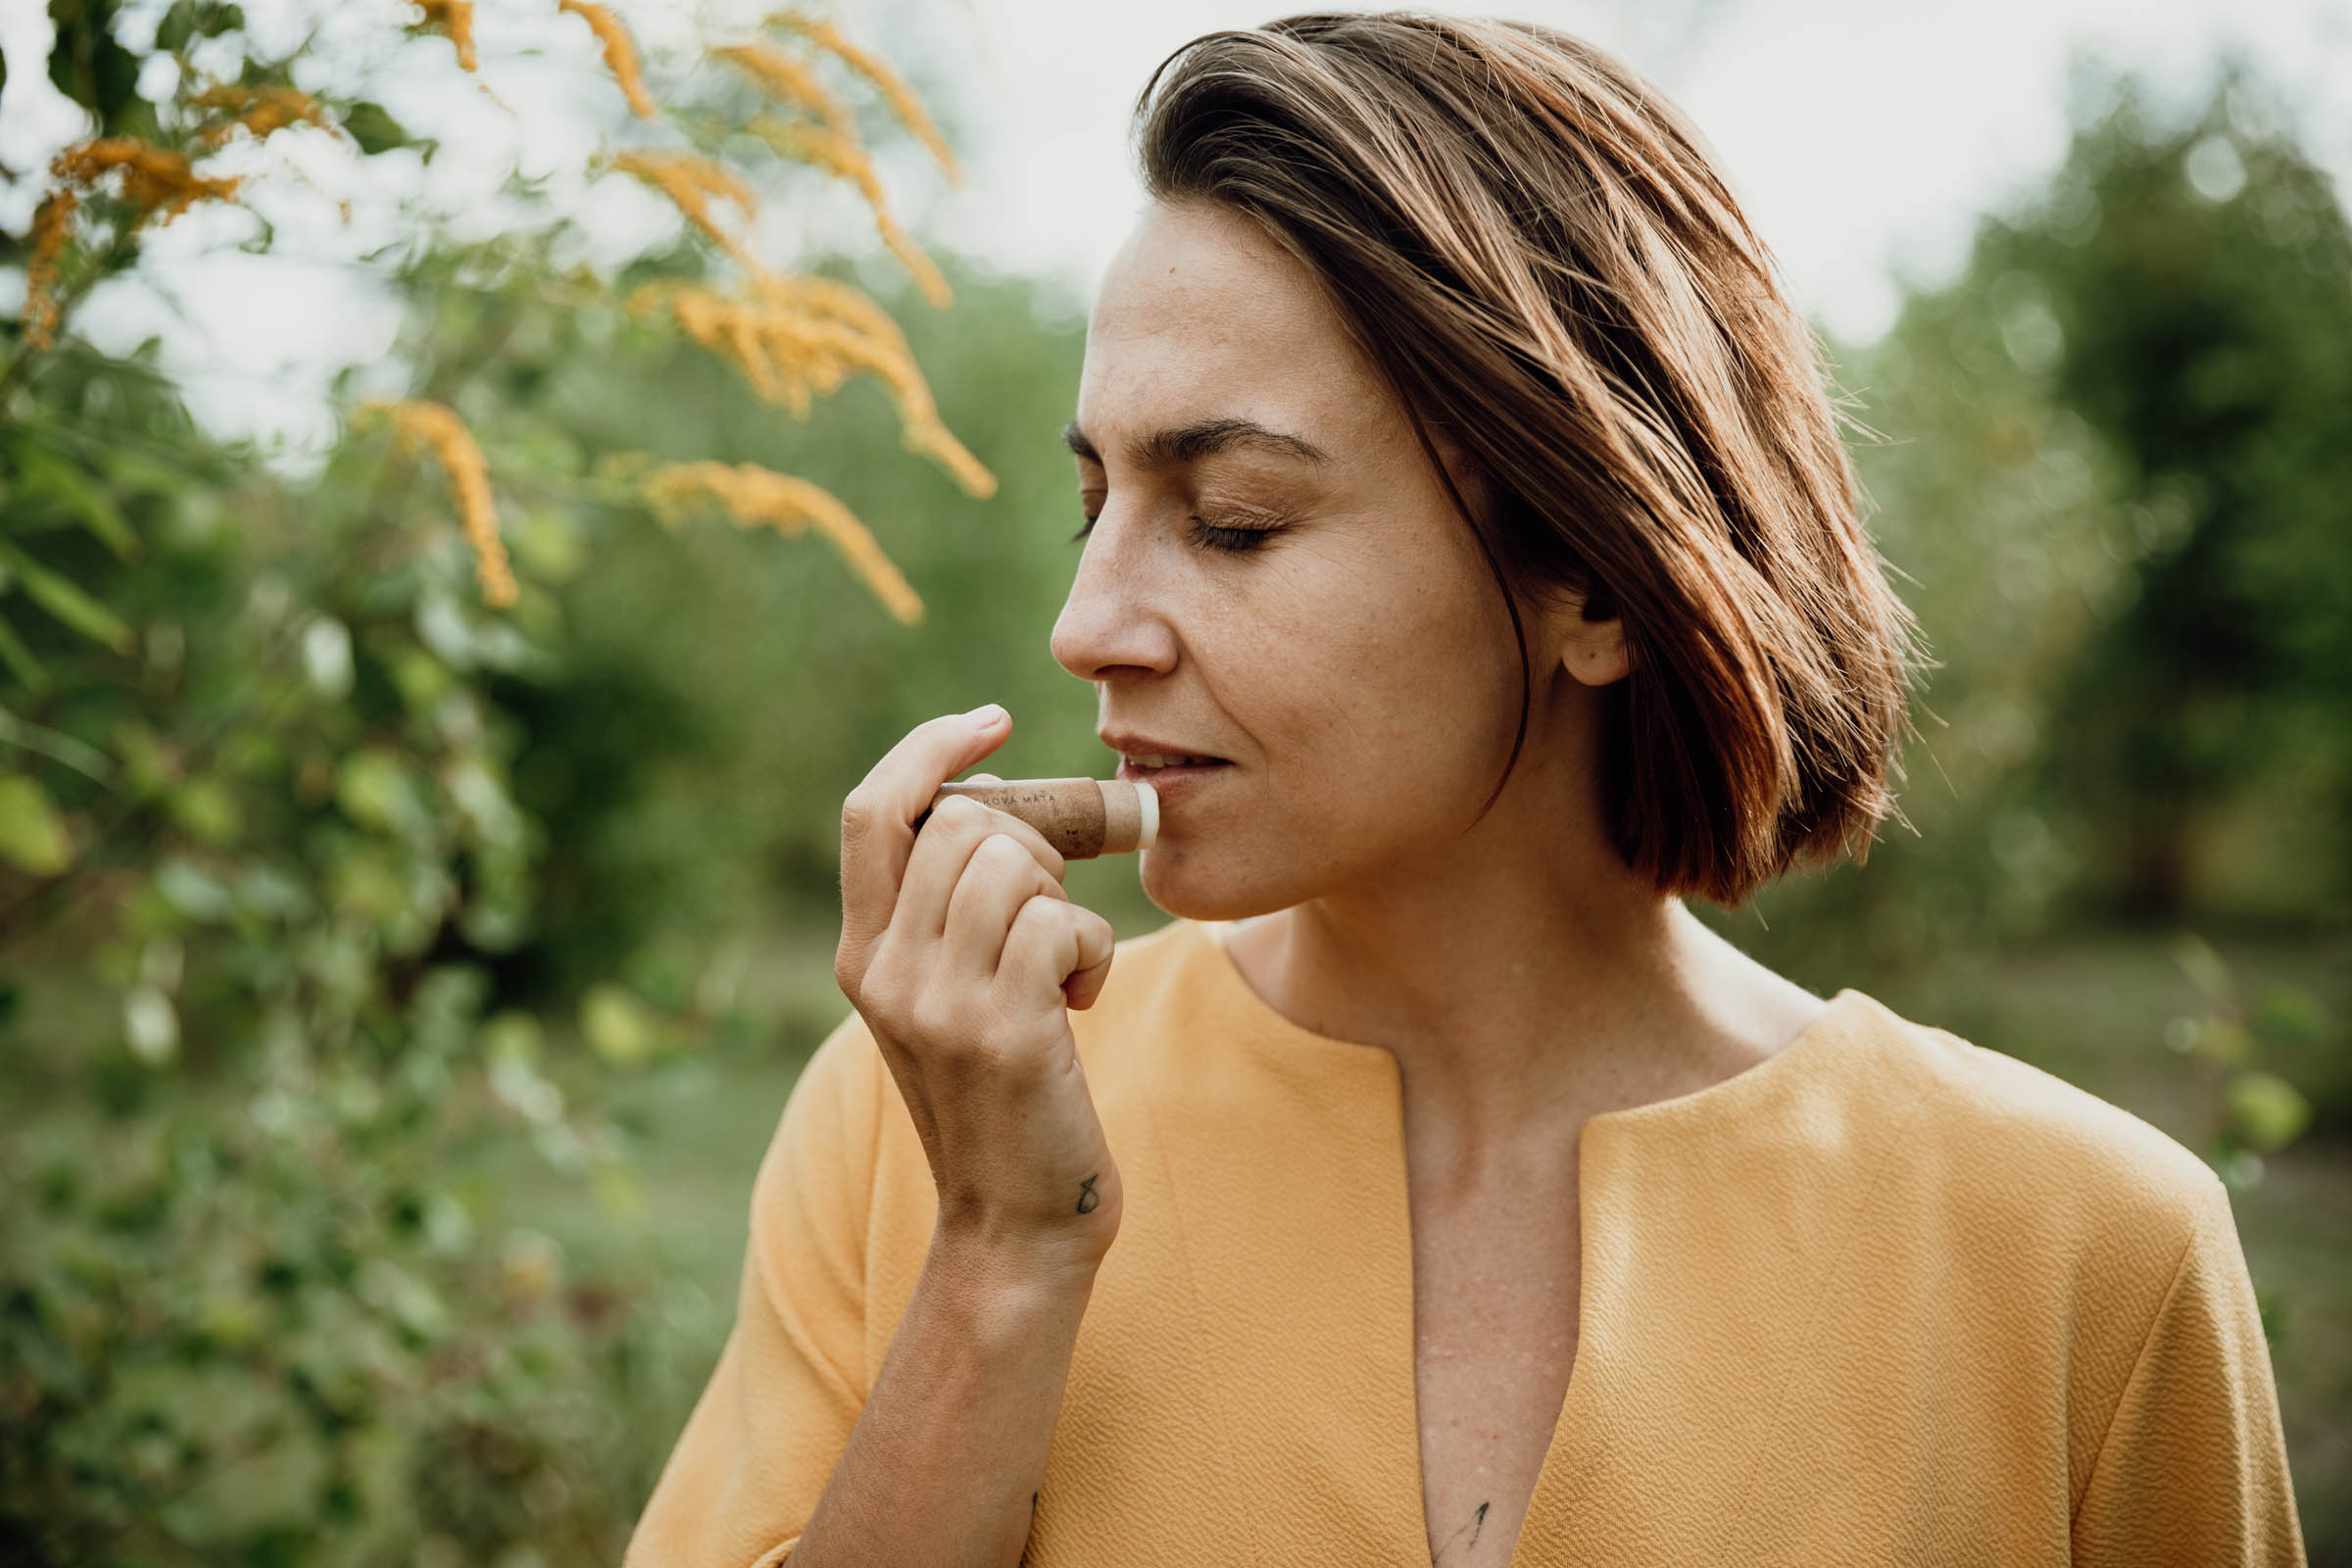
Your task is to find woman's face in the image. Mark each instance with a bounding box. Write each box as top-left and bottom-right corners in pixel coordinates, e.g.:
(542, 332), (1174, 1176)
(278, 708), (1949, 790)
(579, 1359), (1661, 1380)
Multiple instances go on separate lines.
(1054, 198), (1571, 920)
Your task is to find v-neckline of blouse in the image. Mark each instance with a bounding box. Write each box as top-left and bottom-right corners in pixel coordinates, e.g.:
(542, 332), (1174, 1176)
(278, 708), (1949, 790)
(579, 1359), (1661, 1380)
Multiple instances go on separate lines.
(1172, 916), (1871, 1566)
(1191, 914), (1861, 1140)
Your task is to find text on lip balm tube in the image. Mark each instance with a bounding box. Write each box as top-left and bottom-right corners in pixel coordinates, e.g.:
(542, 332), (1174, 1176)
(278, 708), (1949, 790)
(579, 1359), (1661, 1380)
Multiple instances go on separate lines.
(917, 777), (1156, 858)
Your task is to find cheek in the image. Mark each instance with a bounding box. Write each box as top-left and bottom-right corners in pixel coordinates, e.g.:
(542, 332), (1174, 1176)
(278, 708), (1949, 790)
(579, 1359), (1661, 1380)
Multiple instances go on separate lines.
(1133, 541), (1515, 918)
(1220, 535), (1516, 827)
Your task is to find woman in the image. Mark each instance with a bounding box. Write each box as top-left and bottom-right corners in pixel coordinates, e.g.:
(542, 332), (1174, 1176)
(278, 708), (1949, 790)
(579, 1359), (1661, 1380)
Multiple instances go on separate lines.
(628, 13), (2303, 1566)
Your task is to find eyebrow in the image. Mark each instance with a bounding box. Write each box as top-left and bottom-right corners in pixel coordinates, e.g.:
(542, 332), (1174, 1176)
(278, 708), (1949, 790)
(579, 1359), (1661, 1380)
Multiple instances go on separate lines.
(1061, 416), (1330, 469)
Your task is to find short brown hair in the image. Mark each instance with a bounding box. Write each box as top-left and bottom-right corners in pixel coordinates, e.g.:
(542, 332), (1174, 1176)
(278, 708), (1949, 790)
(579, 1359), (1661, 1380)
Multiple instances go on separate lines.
(1133, 11), (1921, 906)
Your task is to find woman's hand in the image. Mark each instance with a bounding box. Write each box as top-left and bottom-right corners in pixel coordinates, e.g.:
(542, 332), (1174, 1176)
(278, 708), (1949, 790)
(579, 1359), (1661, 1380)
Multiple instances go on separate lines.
(834, 706), (1123, 1282)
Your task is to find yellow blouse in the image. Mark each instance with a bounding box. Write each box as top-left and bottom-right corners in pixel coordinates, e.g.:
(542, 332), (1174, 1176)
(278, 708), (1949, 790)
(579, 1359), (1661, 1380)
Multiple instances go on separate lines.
(627, 916), (2306, 1566)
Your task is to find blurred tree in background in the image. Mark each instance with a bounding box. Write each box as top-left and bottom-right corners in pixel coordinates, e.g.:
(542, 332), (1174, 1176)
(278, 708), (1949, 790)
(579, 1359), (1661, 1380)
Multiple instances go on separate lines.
(2, 8), (2349, 1563)
(1749, 54), (2352, 959)
(1731, 58), (2351, 1542)
(0, 0), (1008, 1559)
(2014, 65), (2352, 923)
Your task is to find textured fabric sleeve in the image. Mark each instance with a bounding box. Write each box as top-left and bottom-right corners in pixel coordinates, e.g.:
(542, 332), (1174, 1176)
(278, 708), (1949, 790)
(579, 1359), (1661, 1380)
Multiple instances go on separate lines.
(2071, 1170), (2306, 1567)
(624, 1009), (886, 1568)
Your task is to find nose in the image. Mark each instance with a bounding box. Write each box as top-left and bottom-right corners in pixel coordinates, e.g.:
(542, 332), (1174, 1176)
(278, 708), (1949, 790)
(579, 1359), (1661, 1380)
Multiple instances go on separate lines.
(1051, 510), (1181, 683)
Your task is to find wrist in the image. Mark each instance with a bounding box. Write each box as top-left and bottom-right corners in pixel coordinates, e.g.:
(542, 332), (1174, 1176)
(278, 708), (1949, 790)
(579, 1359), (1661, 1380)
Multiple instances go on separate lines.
(925, 1223), (1106, 1327)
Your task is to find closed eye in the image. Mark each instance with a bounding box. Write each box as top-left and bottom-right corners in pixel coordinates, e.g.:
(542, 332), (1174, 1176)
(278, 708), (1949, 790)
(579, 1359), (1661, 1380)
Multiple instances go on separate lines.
(1065, 515), (1281, 553)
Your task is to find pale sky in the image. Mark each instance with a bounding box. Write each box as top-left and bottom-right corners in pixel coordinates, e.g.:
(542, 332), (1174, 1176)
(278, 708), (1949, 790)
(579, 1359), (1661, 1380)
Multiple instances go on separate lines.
(3, 0), (2347, 458)
(917, 0), (2352, 333)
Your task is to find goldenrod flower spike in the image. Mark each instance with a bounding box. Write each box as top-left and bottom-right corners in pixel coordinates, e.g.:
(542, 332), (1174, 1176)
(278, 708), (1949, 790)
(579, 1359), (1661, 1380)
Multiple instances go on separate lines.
(642, 460), (923, 623)
(613, 150), (760, 265)
(628, 275), (995, 500)
(20, 139), (244, 351)
(361, 400), (518, 608)
(753, 273), (994, 496)
(192, 84), (333, 146)
(50, 138), (243, 224)
(559, 0), (656, 118)
(751, 115), (950, 309)
(766, 9), (960, 183)
(714, 41), (856, 137)
(20, 190), (78, 354)
(413, 0), (478, 71)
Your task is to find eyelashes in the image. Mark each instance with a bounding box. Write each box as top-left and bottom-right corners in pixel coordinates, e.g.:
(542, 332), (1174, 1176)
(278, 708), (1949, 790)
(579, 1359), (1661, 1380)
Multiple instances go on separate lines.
(1066, 516), (1281, 554)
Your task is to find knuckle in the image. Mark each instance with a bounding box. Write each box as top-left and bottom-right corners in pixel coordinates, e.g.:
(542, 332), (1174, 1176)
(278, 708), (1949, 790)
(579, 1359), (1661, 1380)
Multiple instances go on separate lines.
(855, 951), (910, 1026)
(969, 832), (1030, 875)
(932, 794), (986, 831)
(860, 993), (911, 1043)
(840, 792), (877, 840)
(997, 820), (1066, 877)
(1008, 891), (1066, 936)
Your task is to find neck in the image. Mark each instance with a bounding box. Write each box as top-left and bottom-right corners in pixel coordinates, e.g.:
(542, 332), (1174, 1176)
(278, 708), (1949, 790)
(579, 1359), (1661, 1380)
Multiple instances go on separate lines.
(1222, 717), (1812, 1154)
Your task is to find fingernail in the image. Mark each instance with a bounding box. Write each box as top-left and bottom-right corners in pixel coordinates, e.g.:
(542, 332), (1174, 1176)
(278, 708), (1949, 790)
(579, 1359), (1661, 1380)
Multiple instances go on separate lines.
(966, 703), (1006, 729)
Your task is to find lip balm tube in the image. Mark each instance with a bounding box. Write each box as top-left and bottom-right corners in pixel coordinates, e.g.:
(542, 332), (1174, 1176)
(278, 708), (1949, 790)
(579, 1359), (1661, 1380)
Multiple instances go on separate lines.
(917, 777), (1158, 859)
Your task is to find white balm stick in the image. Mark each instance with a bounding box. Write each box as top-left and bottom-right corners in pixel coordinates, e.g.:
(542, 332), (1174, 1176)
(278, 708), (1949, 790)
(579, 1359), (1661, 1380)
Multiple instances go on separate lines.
(919, 777), (1158, 858)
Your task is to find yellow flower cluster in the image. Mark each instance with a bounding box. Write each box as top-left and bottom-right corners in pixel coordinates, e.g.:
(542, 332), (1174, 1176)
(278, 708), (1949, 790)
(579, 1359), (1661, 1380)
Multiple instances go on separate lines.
(613, 150), (759, 264)
(642, 461), (923, 624)
(53, 137), (244, 224)
(21, 194), (78, 356)
(559, 0), (655, 118)
(766, 8), (959, 181)
(412, 0), (478, 71)
(751, 114), (948, 308)
(716, 22), (955, 307)
(361, 400), (518, 608)
(18, 139), (244, 352)
(192, 84), (332, 146)
(716, 41), (854, 133)
(628, 271), (994, 500)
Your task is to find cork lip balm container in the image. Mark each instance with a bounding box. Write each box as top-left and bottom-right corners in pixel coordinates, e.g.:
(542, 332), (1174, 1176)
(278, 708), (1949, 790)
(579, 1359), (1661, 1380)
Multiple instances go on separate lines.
(921, 777), (1159, 859)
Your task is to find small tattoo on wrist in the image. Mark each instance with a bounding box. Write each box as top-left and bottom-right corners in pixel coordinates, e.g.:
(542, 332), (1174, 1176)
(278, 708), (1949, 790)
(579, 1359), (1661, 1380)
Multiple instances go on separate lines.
(1075, 1174), (1101, 1214)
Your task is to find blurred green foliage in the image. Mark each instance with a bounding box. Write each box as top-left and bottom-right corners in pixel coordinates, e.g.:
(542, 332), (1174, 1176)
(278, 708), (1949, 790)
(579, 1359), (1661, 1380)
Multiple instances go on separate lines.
(2, 12), (2348, 1565)
(0, 0), (1054, 1560)
(1741, 56), (2352, 971)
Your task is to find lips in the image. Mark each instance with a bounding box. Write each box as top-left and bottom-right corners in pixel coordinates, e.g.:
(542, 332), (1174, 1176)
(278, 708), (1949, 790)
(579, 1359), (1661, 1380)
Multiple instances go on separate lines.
(1099, 730), (1230, 767)
(1114, 756), (1232, 793)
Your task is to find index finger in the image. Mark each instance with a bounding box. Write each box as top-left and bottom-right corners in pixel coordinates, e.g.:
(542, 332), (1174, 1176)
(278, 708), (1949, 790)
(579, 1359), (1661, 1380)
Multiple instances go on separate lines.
(839, 705), (1009, 955)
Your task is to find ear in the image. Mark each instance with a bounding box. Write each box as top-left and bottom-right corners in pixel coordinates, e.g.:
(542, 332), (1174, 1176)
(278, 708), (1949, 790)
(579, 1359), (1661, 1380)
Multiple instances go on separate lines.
(1427, 431), (1628, 687)
(1553, 586), (1630, 688)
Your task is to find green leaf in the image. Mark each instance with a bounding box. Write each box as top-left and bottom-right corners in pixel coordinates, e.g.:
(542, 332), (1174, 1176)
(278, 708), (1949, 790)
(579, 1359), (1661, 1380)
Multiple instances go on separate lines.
(2253, 984), (2330, 1048)
(15, 446), (141, 563)
(2170, 932), (2232, 1003)
(2227, 1071), (2312, 1152)
(336, 749), (421, 834)
(581, 982), (658, 1066)
(168, 776), (244, 847)
(0, 541), (135, 654)
(155, 857), (232, 921)
(2195, 1017), (2256, 1068)
(0, 772), (74, 875)
(341, 101), (416, 157)
(0, 610), (50, 693)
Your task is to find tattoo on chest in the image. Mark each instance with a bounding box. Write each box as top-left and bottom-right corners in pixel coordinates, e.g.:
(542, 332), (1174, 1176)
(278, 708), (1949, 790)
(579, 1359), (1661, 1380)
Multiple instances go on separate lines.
(1075, 1173), (1101, 1214)
(1430, 1499), (1490, 1565)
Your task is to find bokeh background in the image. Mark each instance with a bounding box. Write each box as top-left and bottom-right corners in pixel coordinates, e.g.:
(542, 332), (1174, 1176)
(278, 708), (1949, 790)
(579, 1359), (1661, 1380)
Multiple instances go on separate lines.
(2, 0), (2347, 1562)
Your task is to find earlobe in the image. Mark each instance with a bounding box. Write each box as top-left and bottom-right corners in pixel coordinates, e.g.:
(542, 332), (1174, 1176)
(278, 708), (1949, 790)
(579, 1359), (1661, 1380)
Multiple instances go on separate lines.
(1559, 617), (1631, 687)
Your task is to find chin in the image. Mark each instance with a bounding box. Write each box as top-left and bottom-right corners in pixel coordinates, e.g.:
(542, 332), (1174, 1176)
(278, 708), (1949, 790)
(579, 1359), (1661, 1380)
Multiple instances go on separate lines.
(1135, 842), (1315, 923)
